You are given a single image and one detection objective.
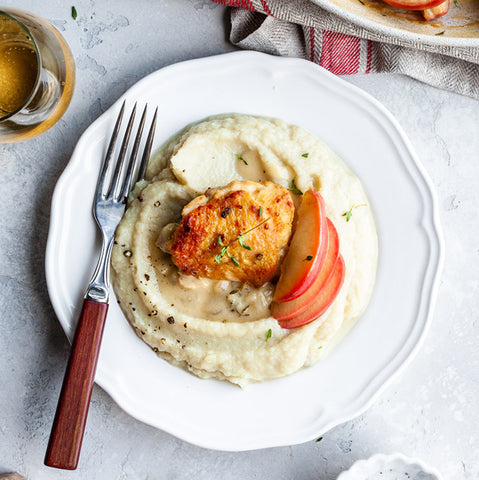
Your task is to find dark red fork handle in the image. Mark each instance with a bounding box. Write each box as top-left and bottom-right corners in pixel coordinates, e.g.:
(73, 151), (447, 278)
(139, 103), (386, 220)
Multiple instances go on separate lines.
(45, 299), (109, 470)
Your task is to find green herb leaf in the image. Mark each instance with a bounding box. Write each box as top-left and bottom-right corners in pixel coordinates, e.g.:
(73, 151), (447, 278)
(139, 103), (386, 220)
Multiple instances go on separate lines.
(214, 218), (270, 265)
(305, 255), (313, 261)
(301, 153), (309, 158)
(342, 208), (353, 222)
(215, 246), (227, 264)
(315, 436), (323, 442)
(453, 0), (459, 6)
(259, 206), (263, 217)
(288, 179), (303, 196)
(235, 153), (248, 165)
(266, 328), (272, 341)
(71, 6), (78, 19)
(342, 203), (367, 222)
(318, 346), (323, 350)
(238, 235), (251, 250)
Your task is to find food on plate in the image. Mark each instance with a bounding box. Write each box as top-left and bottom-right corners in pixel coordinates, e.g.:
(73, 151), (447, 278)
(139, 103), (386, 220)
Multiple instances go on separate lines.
(275, 256), (345, 330)
(272, 189), (328, 303)
(380, 0), (450, 20)
(422, 0), (449, 20)
(111, 114), (378, 386)
(168, 181), (294, 287)
(271, 218), (343, 326)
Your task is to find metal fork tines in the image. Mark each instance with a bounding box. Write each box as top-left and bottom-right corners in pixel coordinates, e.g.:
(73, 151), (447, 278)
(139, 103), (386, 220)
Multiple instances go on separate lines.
(86, 101), (158, 303)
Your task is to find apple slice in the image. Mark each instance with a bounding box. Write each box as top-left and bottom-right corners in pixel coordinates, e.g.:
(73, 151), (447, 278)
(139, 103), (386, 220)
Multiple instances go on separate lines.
(422, 0), (449, 20)
(278, 255), (345, 329)
(381, 0), (444, 10)
(273, 189), (328, 303)
(272, 218), (340, 322)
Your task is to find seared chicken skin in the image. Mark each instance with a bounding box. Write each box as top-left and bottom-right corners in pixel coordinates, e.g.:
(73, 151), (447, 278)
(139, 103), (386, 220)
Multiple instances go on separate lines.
(167, 181), (294, 287)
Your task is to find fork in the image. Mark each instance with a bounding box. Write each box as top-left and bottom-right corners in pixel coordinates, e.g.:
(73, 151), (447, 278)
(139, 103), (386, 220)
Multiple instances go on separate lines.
(44, 101), (157, 470)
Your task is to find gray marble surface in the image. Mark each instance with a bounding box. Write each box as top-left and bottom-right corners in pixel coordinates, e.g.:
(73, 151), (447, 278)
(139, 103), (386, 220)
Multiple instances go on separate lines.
(1, 1), (478, 479)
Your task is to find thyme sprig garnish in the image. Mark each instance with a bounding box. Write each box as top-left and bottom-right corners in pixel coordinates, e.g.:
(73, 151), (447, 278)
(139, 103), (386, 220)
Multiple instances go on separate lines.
(266, 328), (272, 341)
(288, 178), (303, 196)
(214, 217), (271, 266)
(301, 152), (309, 158)
(238, 235), (251, 250)
(71, 6), (78, 19)
(342, 203), (367, 222)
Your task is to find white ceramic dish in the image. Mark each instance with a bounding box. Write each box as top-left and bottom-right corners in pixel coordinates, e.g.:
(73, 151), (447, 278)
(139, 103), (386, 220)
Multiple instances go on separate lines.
(337, 453), (443, 479)
(46, 51), (443, 451)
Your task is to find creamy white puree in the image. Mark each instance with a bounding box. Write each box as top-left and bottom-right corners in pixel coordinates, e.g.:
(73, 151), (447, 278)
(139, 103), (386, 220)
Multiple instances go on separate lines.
(111, 114), (378, 387)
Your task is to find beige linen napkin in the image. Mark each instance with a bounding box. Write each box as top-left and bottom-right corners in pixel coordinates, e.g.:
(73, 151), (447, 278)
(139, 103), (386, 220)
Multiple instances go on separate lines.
(211, 0), (479, 99)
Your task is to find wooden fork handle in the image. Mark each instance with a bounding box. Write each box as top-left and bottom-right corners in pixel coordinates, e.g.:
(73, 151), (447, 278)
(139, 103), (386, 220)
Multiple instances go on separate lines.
(45, 299), (109, 470)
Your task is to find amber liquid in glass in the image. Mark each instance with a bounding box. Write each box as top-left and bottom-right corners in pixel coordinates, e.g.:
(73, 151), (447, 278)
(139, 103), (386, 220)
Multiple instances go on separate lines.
(0, 36), (38, 117)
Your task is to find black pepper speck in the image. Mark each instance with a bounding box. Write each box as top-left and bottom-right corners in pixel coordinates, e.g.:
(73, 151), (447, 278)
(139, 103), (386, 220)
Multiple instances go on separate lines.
(220, 207), (231, 218)
(167, 316), (175, 324)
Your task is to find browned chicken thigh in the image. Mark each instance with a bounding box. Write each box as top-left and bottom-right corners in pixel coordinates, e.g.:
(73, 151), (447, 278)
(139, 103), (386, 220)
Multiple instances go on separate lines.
(168, 180), (294, 287)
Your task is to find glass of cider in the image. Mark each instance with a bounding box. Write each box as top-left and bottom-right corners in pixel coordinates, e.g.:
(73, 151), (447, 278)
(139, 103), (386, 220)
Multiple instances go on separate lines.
(0, 8), (75, 143)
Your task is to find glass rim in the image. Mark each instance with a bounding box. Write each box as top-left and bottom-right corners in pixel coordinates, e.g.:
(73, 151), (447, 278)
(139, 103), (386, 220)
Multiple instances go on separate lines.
(0, 9), (42, 122)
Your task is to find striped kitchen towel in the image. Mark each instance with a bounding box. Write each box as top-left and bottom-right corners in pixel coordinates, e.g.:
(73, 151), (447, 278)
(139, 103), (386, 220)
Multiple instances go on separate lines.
(210, 0), (479, 99)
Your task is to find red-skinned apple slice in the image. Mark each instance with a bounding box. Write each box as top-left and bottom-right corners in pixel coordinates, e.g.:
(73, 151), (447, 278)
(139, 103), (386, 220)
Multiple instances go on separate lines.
(272, 218), (340, 322)
(422, 0), (449, 20)
(381, 0), (444, 10)
(273, 189), (328, 303)
(278, 255), (345, 329)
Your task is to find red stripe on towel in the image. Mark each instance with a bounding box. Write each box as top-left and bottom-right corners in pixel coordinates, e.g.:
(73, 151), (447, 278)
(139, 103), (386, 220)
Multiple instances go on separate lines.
(319, 31), (361, 75)
(260, 0), (273, 15)
(210, 0), (256, 10)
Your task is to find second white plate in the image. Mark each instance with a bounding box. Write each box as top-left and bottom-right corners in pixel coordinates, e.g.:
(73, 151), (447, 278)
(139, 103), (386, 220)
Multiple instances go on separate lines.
(46, 52), (443, 451)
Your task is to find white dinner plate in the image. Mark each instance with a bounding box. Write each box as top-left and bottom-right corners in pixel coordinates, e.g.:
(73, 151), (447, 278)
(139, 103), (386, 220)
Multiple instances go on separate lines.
(46, 51), (443, 451)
